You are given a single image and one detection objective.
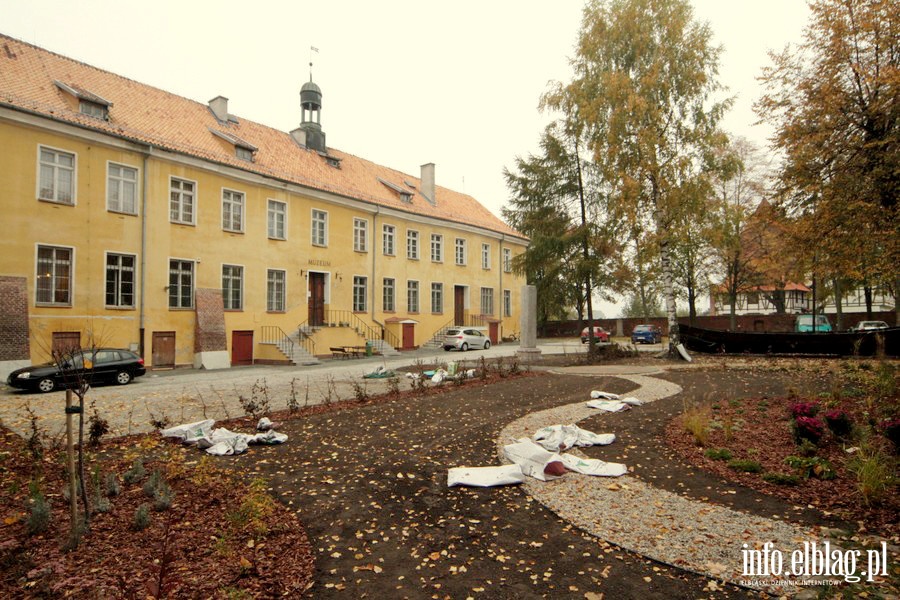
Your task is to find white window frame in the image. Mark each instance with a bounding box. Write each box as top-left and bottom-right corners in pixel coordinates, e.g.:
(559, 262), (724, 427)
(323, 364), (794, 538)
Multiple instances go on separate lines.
(481, 243), (491, 270)
(222, 188), (245, 233)
(267, 199), (287, 240)
(455, 238), (467, 266)
(431, 234), (443, 262)
(106, 161), (138, 215)
(407, 280), (419, 313)
(104, 251), (137, 308)
(35, 244), (75, 306)
(383, 277), (395, 312)
(222, 264), (244, 310)
(352, 276), (368, 312)
(267, 269), (286, 312)
(168, 258), (195, 309)
(353, 218), (369, 252)
(407, 229), (419, 260)
(169, 176), (196, 225)
(503, 248), (512, 273)
(383, 224), (396, 256)
(431, 282), (443, 314)
(480, 287), (494, 316)
(503, 289), (511, 317)
(311, 208), (328, 247)
(37, 145), (76, 205)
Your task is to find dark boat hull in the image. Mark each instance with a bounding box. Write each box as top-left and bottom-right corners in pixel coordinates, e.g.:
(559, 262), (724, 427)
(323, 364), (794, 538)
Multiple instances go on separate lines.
(679, 324), (900, 357)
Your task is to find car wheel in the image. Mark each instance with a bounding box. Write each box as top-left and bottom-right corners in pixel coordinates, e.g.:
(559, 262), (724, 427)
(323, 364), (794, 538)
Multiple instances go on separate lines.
(443, 347), (450, 351)
(37, 378), (55, 393)
(115, 371), (132, 385)
(461, 342), (469, 352)
(484, 340), (491, 350)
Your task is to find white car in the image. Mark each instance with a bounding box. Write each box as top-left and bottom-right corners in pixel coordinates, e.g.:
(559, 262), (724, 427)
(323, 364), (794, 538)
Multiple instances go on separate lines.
(852, 320), (889, 331)
(442, 328), (491, 351)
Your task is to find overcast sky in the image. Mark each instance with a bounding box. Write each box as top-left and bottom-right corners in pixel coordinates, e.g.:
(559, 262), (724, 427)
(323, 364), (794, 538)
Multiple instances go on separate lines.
(4, 0), (812, 315)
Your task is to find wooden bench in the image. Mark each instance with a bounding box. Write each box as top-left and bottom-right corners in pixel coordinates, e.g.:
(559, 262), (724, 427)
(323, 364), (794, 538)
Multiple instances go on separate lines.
(330, 347), (349, 359)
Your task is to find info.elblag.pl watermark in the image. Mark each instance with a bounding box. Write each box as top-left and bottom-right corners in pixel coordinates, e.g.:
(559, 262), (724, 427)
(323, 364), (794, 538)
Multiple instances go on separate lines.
(741, 541), (890, 584)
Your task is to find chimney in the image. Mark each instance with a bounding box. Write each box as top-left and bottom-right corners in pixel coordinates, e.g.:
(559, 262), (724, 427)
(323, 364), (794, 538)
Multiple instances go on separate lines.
(208, 96), (229, 122)
(290, 127), (308, 147)
(420, 163), (435, 204)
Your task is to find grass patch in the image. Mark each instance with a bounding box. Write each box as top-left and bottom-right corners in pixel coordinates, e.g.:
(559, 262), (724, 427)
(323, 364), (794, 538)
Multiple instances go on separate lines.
(727, 459), (763, 473)
(704, 448), (733, 461)
(762, 472), (800, 486)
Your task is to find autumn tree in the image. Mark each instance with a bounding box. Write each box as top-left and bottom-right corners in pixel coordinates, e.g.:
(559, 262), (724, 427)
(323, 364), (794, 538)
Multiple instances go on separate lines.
(545, 0), (731, 352)
(756, 0), (899, 324)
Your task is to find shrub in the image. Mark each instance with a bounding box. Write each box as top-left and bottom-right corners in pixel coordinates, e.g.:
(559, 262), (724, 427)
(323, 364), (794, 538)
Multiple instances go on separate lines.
(682, 401), (712, 447)
(143, 470), (163, 497)
(727, 459), (763, 473)
(87, 406), (110, 446)
(824, 409), (853, 439)
(792, 416), (825, 445)
(880, 418), (900, 453)
(704, 448), (733, 461)
(762, 472), (800, 486)
(789, 401), (820, 419)
(153, 482), (174, 512)
(104, 473), (121, 497)
(847, 445), (896, 506)
(123, 458), (146, 484)
(785, 456), (836, 480)
(26, 481), (50, 535)
(797, 438), (818, 458)
(133, 504), (151, 531)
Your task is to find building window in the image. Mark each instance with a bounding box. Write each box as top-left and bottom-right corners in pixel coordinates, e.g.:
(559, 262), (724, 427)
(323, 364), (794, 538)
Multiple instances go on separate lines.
(383, 278), (395, 311)
(168, 259), (194, 308)
(746, 292), (759, 306)
(430, 234), (443, 262)
(431, 283), (443, 313)
(170, 177), (195, 224)
(503, 289), (511, 317)
(267, 269), (286, 312)
(455, 238), (467, 265)
(407, 230), (419, 260)
(503, 248), (512, 273)
(38, 147), (75, 204)
(480, 287), (494, 315)
(222, 189), (244, 232)
(222, 264), (243, 310)
(105, 253), (135, 308)
(482, 243), (491, 269)
(236, 146), (254, 162)
(383, 224), (396, 256)
(268, 200), (286, 240)
(79, 100), (108, 120)
(36, 245), (72, 305)
(107, 163), (137, 214)
(311, 209), (328, 246)
(353, 276), (367, 312)
(353, 218), (368, 252)
(407, 280), (419, 313)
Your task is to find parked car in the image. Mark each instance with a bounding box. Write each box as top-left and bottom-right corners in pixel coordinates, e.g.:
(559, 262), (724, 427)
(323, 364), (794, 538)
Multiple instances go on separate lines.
(443, 328), (491, 351)
(851, 320), (889, 331)
(631, 324), (662, 344)
(581, 326), (610, 344)
(6, 348), (146, 393)
(794, 314), (833, 333)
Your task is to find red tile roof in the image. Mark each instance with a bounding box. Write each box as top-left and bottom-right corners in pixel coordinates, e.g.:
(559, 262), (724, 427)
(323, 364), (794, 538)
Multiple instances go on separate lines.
(0, 34), (524, 241)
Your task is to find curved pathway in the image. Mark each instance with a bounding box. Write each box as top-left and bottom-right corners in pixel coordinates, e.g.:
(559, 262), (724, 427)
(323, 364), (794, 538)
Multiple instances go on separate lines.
(497, 367), (844, 596)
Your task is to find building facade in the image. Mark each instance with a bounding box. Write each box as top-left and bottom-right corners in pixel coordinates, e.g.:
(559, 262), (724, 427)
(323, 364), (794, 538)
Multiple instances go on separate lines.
(0, 35), (527, 376)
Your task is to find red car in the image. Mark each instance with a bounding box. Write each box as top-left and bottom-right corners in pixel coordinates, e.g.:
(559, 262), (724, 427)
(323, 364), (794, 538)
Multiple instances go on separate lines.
(581, 326), (610, 344)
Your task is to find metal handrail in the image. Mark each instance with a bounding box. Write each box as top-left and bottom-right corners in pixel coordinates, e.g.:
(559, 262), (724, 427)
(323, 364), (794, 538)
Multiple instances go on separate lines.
(260, 325), (294, 359)
(294, 320), (318, 357)
(425, 317), (457, 346)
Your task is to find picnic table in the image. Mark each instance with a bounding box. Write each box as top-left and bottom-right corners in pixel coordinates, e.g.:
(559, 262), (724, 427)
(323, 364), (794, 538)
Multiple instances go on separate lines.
(329, 346), (368, 359)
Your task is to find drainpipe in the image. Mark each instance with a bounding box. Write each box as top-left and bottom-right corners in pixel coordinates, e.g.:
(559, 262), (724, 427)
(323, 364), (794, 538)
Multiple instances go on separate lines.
(499, 235), (505, 340)
(139, 146), (151, 359)
(370, 207), (386, 339)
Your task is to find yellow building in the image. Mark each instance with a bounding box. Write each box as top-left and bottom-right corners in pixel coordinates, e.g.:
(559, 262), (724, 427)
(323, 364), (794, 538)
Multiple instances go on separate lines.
(0, 34), (527, 374)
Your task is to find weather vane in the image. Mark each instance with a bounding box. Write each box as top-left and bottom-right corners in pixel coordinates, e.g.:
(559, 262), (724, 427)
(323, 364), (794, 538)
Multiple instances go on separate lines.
(309, 46), (319, 81)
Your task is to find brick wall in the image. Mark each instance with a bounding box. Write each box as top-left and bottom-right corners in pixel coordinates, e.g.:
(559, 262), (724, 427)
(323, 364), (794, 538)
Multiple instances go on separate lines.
(194, 288), (227, 353)
(0, 276), (30, 361)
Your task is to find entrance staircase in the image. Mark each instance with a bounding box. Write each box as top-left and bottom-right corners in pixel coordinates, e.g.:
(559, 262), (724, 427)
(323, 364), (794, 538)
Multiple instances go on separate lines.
(260, 326), (320, 366)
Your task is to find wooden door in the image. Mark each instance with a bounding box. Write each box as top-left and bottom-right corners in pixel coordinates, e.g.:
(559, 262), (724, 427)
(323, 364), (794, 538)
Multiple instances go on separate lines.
(488, 322), (499, 345)
(454, 286), (465, 325)
(231, 330), (254, 366)
(151, 331), (176, 368)
(52, 331), (81, 355)
(309, 273), (325, 326)
(402, 323), (415, 350)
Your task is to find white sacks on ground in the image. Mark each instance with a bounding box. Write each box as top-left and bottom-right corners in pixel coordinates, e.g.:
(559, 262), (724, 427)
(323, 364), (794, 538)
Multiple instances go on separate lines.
(502, 438), (566, 481)
(161, 419), (288, 456)
(586, 399), (630, 412)
(160, 419), (215, 445)
(621, 397), (644, 406)
(558, 453), (628, 477)
(590, 391), (620, 400)
(532, 424), (615, 452)
(447, 464), (525, 487)
(206, 428), (250, 456)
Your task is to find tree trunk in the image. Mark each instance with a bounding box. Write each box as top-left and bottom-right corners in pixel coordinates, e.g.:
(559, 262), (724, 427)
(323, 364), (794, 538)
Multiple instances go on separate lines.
(895, 277), (900, 327)
(654, 203), (678, 351)
(832, 278), (843, 331)
(864, 284), (873, 319)
(65, 390), (79, 544)
(77, 394), (90, 527)
(687, 285), (697, 326)
(729, 293), (737, 331)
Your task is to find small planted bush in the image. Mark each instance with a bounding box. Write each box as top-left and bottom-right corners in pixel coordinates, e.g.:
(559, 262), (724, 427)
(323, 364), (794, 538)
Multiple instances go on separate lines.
(682, 401), (712, 447)
(824, 409), (853, 439)
(143, 470), (163, 497)
(26, 481), (50, 535)
(704, 448), (733, 461)
(123, 458), (146, 484)
(792, 416), (825, 445)
(762, 472), (800, 486)
(848, 445), (896, 506)
(785, 456), (836, 480)
(153, 481), (174, 512)
(727, 459), (763, 473)
(789, 401), (819, 419)
(133, 504), (151, 531)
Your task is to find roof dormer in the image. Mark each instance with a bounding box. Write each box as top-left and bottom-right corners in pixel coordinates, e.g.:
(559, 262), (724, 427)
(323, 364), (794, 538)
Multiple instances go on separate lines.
(209, 128), (257, 162)
(378, 178), (413, 203)
(54, 80), (111, 120)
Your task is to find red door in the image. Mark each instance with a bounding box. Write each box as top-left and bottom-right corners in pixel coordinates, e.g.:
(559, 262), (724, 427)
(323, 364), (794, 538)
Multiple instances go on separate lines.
(488, 322), (499, 345)
(309, 273), (325, 326)
(402, 323), (415, 350)
(454, 286), (465, 325)
(231, 330), (254, 366)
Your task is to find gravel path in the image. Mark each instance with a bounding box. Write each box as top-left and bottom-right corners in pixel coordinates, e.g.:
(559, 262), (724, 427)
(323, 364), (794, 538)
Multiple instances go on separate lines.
(497, 370), (847, 596)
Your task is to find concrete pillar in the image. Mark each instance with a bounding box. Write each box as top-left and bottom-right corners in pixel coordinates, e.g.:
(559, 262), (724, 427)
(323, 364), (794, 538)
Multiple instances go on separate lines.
(516, 285), (542, 363)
